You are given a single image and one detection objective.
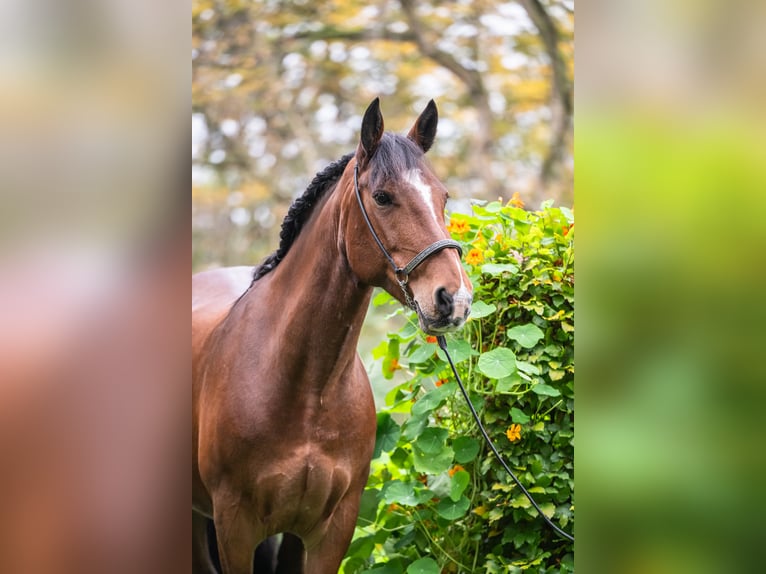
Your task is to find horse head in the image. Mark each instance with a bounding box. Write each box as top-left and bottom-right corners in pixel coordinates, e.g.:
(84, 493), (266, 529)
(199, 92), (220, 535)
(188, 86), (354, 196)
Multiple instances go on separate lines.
(342, 98), (473, 334)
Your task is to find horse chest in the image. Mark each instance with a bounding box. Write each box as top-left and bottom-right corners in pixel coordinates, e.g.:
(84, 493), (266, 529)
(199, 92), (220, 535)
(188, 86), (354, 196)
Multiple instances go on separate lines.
(254, 447), (353, 537)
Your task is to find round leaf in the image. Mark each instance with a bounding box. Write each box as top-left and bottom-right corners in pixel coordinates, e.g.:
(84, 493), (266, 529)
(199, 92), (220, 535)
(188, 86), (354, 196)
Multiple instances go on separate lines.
(477, 347), (517, 379)
(407, 557), (440, 574)
(415, 427), (449, 455)
(469, 300), (497, 319)
(382, 481), (419, 506)
(507, 323), (545, 348)
(413, 446), (454, 474)
(453, 436), (480, 463)
(449, 470), (470, 501)
(435, 495), (470, 520)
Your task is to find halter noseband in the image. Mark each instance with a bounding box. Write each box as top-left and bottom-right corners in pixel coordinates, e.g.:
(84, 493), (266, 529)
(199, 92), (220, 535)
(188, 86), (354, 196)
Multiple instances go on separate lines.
(354, 164), (463, 310)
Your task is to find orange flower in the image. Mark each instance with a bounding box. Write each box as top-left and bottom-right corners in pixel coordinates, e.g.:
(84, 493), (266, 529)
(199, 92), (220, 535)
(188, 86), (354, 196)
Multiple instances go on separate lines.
(390, 358), (401, 371)
(506, 423), (522, 442)
(426, 335), (438, 344)
(434, 378), (447, 387)
(562, 223), (573, 236)
(509, 192), (524, 209)
(448, 465), (465, 477)
(447, 218), (469, 236)
(465, 248), (484, 266)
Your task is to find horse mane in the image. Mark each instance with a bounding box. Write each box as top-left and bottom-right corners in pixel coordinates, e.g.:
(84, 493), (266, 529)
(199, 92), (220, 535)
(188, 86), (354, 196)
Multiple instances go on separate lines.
(252, 152), (354, 282)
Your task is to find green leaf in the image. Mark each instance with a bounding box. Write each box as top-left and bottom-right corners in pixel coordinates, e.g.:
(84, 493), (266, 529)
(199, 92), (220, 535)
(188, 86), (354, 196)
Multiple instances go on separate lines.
(361, 560), (404, 574)
(515, 360), (540, 375)
(510, 407), (530, 424)
(496, 372), (523, 393)
(356, 488), (380, 525)
(411, 382), (455, 417)
(371, 339), (389, 360)
(477, 347), (517, 379)
(381, 338), (400, 379)
(539, 502), (556, 518)
(407, 557), (440, 574)
(382, 481), (419, 506)
(435, 338), (476, 364)
(507, 324), (545, 348)
(549, 369), (566, 381)
(532, 383), (561, 397)
(449, 470), (470, 501)
(414, 427), (449, 455)
(453, 436), (480, 463)
(373, 290), (395, 307)
(413, 445), (454, 474)
(408, 343), (438, 364)
(480, 263), (519, 276)
(400, 321), (419, 339)
(373, 413), (400, 458)
(346, 535), (375, 560)
(402, 412), (429, 440)
(435, 495), (470, 520)
(470, 300), (497, 318)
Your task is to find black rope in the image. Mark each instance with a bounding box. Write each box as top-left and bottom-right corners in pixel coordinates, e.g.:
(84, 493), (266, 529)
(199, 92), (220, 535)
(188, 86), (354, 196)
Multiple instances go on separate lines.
(436, 335), (574, 543)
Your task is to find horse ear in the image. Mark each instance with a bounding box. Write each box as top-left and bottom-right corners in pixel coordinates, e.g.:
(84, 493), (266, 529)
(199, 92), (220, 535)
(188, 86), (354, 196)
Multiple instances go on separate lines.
(407, 99), (438, 153)
(357, 97), (384, 168)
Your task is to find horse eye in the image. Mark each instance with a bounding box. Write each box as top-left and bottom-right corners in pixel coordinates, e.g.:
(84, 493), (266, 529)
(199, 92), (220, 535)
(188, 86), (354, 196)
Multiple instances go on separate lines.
(372, 190), (392, 207)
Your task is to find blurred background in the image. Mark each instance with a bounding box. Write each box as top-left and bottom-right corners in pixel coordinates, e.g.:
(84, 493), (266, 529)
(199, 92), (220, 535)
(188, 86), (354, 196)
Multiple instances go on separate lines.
(0, 0), (764, 571)
(576, 1), (766, 573)
(191, 0), (574, 271)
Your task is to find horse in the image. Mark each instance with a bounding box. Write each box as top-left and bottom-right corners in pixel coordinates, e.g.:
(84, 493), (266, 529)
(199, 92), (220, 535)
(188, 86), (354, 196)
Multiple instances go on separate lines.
(192, 98), (473, 573)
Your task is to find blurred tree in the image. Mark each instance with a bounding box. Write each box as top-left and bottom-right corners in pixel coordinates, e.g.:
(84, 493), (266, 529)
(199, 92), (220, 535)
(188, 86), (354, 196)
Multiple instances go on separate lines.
(192, 0), (573, 269)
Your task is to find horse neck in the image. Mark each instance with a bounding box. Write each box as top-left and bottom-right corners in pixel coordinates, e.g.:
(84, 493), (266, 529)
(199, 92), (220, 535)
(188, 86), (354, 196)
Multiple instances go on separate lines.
(241, 179), (372, 390)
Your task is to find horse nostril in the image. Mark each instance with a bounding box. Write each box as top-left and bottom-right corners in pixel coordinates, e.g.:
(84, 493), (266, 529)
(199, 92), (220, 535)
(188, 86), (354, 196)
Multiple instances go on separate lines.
(435, 287), (454, 318)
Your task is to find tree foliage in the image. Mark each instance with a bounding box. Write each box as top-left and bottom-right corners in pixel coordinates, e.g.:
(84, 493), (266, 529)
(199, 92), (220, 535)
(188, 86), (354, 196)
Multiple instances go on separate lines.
(192, 0), (573, 269)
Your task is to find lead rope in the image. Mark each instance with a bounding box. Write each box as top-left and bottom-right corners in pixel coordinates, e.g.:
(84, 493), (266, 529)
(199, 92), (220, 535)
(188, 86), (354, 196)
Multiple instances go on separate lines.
(436, 335), (575, 543)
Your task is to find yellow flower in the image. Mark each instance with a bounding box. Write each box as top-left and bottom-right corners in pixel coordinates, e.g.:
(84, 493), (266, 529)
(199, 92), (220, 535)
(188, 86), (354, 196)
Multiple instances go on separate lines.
(447, 218), (469, 236)
(506, 423), (522, 442)
(466, 248), (484, 266)
(509, 192), (524, 209)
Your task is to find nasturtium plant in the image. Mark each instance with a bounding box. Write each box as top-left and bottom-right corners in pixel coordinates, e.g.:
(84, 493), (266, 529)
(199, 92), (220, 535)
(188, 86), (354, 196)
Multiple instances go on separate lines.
(342, 200), (574, 573)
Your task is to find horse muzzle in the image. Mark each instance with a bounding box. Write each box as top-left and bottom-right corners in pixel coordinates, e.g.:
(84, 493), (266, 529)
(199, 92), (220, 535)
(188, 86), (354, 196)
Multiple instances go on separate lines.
(416, 286), (472, 335)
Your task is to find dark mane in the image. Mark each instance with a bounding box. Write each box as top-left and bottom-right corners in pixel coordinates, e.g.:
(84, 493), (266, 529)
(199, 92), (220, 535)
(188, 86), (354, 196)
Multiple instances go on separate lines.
(252, 153), (353, 281)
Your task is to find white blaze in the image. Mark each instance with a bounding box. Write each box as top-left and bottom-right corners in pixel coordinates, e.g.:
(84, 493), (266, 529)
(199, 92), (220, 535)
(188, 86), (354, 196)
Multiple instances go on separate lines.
(405, 169), (472, 317)
(404, 169), (439, 224)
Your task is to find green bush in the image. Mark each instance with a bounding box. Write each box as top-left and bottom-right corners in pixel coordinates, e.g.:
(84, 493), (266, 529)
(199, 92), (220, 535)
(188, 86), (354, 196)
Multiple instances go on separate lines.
(343, 200), (574, 573)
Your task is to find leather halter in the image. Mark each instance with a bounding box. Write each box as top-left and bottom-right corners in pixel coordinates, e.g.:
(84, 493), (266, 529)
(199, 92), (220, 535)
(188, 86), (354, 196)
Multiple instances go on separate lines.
(353, 164), (462, 310)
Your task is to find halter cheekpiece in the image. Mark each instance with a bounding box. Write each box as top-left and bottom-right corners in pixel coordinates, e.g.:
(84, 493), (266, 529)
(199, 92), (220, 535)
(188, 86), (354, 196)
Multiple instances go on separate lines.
(353, 164), (463, 310)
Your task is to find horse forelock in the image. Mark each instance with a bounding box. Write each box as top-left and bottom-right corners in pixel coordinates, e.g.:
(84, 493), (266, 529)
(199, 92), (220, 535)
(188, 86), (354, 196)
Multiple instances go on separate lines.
(252, 153), (353, 282)
(368, 133), (426, 192)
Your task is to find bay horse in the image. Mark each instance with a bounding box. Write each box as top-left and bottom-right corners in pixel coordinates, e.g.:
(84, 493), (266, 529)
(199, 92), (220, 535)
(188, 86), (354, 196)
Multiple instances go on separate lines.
(192, 98), (473, 573)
